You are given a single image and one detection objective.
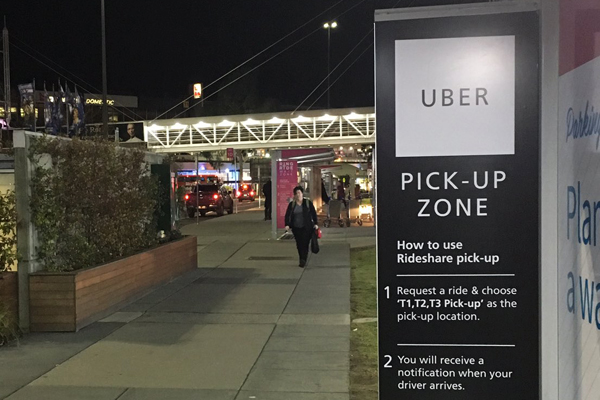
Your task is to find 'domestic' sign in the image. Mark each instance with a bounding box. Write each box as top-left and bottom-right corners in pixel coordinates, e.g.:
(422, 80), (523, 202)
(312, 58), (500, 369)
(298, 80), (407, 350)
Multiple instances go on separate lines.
(375, 4), (540, 400)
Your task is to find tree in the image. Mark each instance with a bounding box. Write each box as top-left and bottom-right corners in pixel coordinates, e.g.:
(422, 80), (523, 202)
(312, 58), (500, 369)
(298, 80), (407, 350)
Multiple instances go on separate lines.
(199, 150), (226, 174)
(212, 151), (226, 174)
(200, 151), (214, 164)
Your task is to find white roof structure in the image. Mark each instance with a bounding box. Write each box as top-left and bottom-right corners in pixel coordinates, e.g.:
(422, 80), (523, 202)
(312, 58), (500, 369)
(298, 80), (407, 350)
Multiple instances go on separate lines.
(144, 107), (375, 152)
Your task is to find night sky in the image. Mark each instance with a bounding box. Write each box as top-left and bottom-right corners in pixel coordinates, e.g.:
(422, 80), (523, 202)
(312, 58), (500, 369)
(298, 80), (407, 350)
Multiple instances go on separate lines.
(5, 0), (481, 113)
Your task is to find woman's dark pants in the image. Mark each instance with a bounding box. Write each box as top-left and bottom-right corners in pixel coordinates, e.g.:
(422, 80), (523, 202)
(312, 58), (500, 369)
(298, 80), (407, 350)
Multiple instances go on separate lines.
(292, 227), (311, 264)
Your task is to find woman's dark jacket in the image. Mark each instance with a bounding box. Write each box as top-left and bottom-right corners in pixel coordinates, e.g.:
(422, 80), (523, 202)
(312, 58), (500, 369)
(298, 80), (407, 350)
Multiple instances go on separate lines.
(285, 199), (318, 232)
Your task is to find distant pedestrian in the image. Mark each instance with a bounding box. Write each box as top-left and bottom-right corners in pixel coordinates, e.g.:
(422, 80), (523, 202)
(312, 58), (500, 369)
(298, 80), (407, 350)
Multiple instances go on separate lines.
(285, 186), (318, 268)
(263, 179), (272, 220)
(354, 184), (361, 200)
(337, 181), (346, 208)
(337, 182), (345, 201)
(321, 180), (330, 205)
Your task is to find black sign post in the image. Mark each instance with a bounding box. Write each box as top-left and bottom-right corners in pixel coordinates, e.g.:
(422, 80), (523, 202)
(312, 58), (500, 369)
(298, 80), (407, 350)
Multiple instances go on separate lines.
(375, 4), (539, 399)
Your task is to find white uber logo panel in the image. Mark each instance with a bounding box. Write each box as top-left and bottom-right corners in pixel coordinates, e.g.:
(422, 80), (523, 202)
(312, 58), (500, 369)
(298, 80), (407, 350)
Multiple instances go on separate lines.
(395, 36), (515, 157)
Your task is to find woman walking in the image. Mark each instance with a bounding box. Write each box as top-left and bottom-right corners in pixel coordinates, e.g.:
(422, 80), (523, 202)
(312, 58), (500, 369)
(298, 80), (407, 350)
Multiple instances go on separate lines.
(285, 186), (319, 268)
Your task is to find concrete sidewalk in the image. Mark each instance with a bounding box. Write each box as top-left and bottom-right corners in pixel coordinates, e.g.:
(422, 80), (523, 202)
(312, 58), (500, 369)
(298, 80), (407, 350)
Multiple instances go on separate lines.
(1, 211), (374, 400)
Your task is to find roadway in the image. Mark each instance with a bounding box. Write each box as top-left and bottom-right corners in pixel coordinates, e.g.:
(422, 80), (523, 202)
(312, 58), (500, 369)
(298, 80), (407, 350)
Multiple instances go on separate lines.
(178, 198), (265, 228)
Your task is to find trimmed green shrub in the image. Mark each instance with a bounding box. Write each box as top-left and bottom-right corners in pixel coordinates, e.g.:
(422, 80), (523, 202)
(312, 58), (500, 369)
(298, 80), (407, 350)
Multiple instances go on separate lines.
(0, 190), (17, 272)
(29, 137), (162, 272)
(0, 299), (19, 346)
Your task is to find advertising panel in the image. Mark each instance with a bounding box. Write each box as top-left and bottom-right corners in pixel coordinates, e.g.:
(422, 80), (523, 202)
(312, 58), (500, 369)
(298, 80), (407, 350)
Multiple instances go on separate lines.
(558, 1), (600, 398)
(375, 7), (539, 399)
(193, 83), (202, 99)
(276, 160), (297, 229)
(18, 83), (35, 131)
(117, 122), (144, 142)
(85, 122), (144, 142)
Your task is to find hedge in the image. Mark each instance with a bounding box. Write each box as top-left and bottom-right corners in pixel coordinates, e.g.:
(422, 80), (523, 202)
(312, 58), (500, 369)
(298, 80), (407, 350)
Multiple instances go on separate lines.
(29, 137), (162, 272)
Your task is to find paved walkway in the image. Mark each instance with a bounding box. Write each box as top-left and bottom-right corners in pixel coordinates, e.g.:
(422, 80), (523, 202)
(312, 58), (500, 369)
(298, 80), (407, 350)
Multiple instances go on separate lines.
(1, 211), (375, 400)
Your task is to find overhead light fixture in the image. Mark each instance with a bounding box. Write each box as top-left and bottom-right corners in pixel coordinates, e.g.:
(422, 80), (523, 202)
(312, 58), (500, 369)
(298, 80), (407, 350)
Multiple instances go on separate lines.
(293, 115), (310, 123)
(244, 118), (260, 125)
(193, 121), (211, 129)
(318, 114), (336, 121)
(218, 120), (235, 127)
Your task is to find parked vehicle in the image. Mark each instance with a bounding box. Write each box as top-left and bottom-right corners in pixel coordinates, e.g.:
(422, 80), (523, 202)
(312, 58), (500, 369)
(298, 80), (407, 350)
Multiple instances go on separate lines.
(236, 184), (256, 202)
(185, 185), (234, 217)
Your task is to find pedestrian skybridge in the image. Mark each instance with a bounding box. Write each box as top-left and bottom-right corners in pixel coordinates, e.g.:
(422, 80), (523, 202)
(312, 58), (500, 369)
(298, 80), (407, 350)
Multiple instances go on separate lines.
(144, 107), (375, 153)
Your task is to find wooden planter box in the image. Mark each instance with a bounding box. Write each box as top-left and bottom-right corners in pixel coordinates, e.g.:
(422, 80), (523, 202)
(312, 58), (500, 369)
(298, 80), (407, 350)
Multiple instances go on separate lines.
(29, 236), (197, 332)
(0, 271), (18, 325)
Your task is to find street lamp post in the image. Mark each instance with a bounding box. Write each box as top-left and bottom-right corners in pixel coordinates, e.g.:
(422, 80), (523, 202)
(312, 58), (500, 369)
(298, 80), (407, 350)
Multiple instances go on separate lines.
(323, 21), (337, 109)
(101, 0), (109, 138)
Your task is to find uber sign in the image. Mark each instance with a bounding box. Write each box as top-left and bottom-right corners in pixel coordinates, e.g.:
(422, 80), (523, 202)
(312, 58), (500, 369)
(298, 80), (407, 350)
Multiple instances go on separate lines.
(376, 5), (540, 400)
(421, 87), (489, 108)
(395, 36), (515, 158)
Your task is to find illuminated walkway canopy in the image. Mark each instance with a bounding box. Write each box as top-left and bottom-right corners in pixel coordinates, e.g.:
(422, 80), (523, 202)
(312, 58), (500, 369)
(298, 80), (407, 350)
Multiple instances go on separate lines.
(145, 107), (375, 153)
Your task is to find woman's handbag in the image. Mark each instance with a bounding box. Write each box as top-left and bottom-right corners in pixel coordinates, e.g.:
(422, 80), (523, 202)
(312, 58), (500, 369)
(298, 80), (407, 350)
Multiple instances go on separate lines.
(311, 229), (320, 254)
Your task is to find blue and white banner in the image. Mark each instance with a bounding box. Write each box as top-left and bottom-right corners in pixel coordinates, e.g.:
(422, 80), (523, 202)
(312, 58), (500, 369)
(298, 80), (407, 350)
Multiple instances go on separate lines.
(43, 84), (54, 133)
(68, 86), (85, 137)
(50, 86), (62, 135)
(57, 82), (65, 133)
(18, 82), (35, 131)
